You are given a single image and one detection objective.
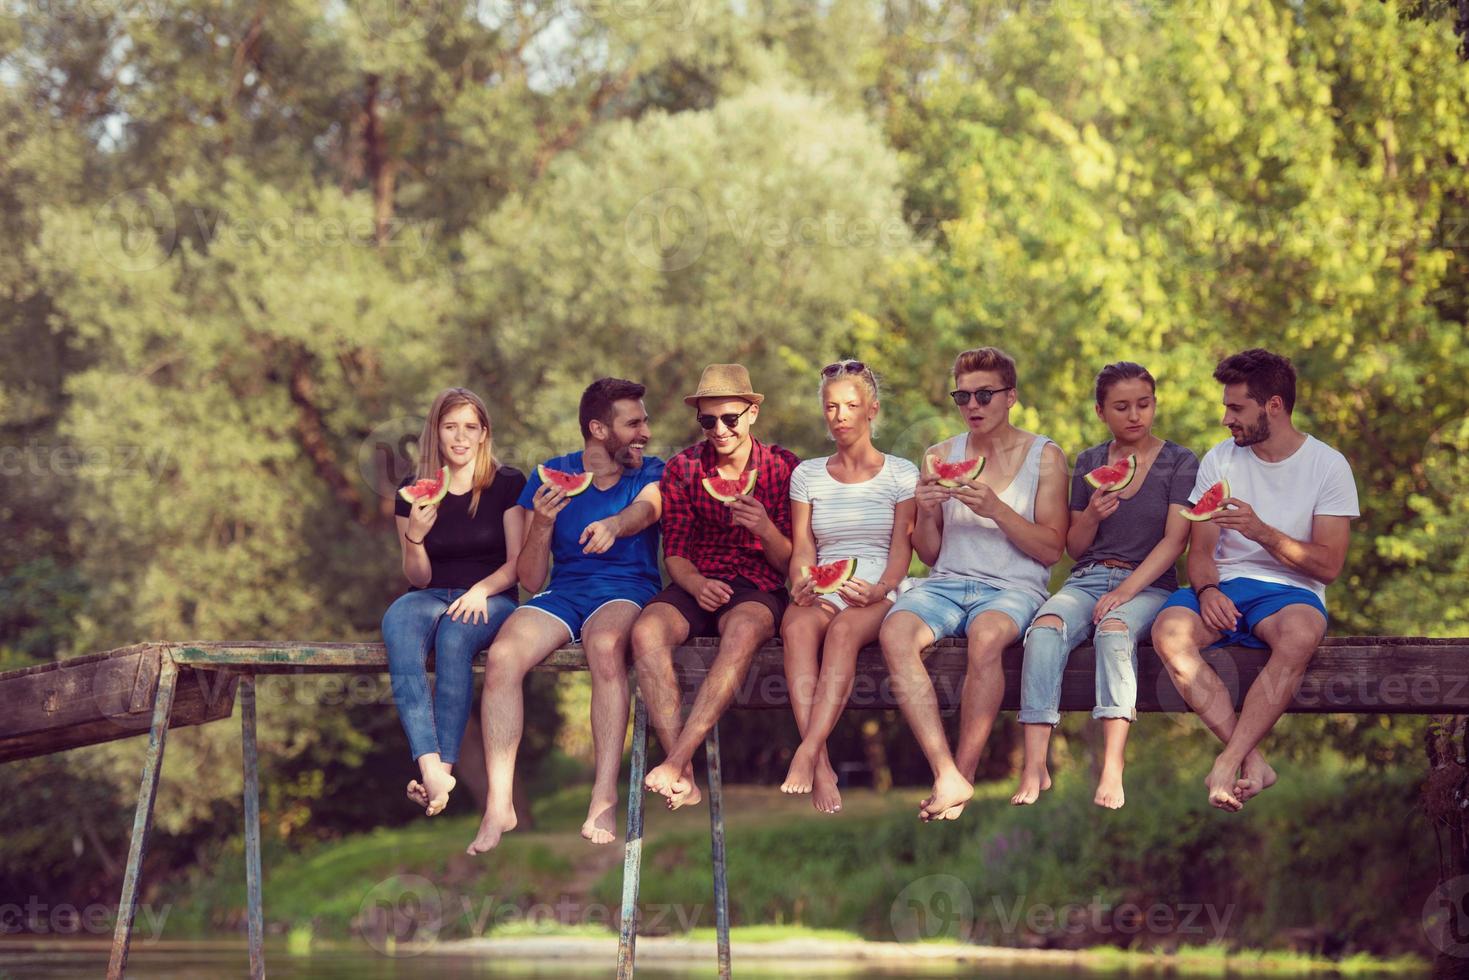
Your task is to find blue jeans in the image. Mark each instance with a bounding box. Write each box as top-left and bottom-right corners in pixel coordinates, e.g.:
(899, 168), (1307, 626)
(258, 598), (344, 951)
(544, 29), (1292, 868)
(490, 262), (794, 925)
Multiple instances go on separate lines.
(1017, 565), (1169, 724)
(381, 588), (517, 763)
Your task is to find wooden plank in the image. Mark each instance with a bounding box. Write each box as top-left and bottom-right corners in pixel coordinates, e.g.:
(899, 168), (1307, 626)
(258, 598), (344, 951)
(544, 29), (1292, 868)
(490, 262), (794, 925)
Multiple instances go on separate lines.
(0, 647), (239, 763)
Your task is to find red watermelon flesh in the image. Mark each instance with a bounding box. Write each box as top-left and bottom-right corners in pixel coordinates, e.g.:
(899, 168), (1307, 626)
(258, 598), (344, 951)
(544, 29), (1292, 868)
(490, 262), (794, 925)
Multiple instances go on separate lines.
(702, 471), (758, 502)
(809, 558), (857, 595)
(399, 465), (450, 505)
(1084, 454), (1138, 492)
(923, 454), (986, 487)
(1180, 479), (1231, 521)
(538, 465), (594, 497)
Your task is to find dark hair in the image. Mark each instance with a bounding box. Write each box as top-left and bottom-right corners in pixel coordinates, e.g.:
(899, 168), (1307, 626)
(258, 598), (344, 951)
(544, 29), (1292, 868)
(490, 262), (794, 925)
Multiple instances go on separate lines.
(1213, 348), (1296, 414)
(579, 377), (647, 440)
(953, 346), (1017, 388)
(1094, 361), (1156, 405)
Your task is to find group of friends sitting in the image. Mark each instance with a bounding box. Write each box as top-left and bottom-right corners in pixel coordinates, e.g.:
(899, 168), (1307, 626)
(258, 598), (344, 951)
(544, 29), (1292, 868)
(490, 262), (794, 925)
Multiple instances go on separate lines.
(380, 346), (1358, 855)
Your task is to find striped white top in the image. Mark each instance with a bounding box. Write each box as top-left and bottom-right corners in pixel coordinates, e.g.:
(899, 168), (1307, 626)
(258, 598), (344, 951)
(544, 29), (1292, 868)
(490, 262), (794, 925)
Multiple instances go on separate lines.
(790, 454), (919, 566)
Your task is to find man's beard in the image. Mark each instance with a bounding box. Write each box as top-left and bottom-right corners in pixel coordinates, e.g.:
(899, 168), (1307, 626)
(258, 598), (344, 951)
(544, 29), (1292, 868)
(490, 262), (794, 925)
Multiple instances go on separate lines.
(607, 435), (643, 468)
(1234, 415), (1270, 446)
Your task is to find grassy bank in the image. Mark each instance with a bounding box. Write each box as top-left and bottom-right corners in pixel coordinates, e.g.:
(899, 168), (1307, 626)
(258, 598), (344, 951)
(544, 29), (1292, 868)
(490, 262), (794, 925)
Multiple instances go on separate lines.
(156, 747), (1435, 964)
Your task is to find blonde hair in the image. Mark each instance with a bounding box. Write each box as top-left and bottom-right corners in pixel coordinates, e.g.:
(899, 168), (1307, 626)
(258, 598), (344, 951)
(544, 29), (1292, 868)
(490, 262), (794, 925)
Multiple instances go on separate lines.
(819, 359), (882, 437)
(418, 387), (498, 518)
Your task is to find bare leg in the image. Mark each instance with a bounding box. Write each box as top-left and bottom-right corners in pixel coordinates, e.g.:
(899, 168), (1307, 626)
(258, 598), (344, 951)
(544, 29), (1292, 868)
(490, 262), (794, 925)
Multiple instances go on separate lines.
(466, 610), (568, 855)
(779, 603), (835, 798)
(1152, 606), (1272, 812)
(579, 601), (641, 845)
(1092, 618), (1133, 809)
(630, 603), (701, 808)
(803, 604), (890, 814)
(1010, 724), (1052, 806)
(879, 611), (972, 822)
(1213, 606), (1323, 804)
(644, 603), (774, 805)
(939, 611), (1017, 820)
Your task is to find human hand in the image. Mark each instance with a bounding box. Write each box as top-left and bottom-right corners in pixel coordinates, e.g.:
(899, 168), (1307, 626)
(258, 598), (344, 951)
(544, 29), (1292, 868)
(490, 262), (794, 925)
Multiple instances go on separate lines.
(446, 584), (492, 624)
(696, 577), (735, 612)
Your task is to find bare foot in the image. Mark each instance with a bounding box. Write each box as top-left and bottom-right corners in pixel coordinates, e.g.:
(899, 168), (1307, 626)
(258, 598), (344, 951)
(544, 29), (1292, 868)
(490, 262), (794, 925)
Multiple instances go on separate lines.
(781, 744), (818, 795)
(406, 780), (430, 809)
(420, 767), (457, 817)
(581, 796), (618, 845)
(919, 770), (973, 822)
(1235, 755), (1277, 803)
(667, 768), (702, 810)
(1094, 766), (1125, 809)
(465, 807), (518, 855)
(1204, 762), (1243, 813)
(644, 760), (684, 798)
(812, 761), (842, 815)
(1010, 767), (1052, 806)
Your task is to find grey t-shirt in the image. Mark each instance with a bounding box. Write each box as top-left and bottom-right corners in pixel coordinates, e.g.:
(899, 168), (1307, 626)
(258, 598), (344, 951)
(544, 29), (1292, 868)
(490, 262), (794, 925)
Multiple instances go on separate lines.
(1069, 441), (1200, 592)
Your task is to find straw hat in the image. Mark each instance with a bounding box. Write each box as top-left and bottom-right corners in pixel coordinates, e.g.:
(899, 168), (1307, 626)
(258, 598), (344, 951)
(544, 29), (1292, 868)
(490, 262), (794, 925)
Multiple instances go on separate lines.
(683, 363), (765, 407)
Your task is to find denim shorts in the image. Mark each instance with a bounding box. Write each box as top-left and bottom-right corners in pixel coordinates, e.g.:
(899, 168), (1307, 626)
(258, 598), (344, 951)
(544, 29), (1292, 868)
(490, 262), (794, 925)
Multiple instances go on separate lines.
(886, 576), (1045, 640)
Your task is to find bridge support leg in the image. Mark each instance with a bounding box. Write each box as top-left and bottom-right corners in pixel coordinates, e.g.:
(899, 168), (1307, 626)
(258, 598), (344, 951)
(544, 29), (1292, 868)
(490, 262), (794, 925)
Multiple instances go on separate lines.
(241, 676), (265, 979)
(107, 654), (179, 980)
(616, 692), (648, 979)
(706, 722), (731, 980)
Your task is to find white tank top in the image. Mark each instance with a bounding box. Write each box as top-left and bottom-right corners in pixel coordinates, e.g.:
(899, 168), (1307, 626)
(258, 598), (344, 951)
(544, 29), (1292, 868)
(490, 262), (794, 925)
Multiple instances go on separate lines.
(930, 432), (1053, 603)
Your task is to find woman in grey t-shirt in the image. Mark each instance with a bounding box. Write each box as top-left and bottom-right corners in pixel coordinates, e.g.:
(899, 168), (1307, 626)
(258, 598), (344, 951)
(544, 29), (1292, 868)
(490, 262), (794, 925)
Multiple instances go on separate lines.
(1011, 362), (1199, 810)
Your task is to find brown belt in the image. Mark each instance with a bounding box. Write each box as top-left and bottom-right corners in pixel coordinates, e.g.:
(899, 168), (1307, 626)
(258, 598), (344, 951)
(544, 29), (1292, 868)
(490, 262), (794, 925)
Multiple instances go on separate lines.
(1080, 558), (1136, 571)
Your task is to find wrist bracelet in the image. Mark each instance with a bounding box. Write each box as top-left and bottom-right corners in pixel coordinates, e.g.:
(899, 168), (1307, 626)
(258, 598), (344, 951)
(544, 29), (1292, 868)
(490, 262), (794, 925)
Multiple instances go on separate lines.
(1193, 583), (1220, 598)
(406, 534), (426, 546)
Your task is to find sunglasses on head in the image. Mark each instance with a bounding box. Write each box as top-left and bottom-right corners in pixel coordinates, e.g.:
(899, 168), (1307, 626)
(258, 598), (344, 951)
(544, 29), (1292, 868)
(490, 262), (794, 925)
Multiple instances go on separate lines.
(949, 386), (1014, 407)
(821, 360), (868, 379)
(696, 402), (754, 431)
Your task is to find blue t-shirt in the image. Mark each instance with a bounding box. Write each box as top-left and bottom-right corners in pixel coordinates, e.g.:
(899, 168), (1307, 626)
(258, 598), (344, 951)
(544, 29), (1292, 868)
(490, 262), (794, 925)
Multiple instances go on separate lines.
(517, 451), (665, 591)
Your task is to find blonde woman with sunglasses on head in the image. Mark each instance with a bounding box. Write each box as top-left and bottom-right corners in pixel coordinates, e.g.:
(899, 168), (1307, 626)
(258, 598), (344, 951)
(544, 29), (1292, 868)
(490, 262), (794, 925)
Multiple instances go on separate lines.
(780, 360), (918, 814)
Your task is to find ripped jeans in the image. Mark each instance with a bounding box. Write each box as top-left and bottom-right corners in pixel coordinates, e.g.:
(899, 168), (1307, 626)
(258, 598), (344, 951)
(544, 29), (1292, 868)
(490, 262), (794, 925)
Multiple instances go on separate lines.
(1017, 564), (1169, 724)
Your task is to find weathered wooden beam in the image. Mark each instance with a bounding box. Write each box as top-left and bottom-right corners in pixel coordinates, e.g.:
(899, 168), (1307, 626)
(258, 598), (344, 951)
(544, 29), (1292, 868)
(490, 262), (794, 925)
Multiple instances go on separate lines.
(0, 645), (238, 763)
(163, 637), (1469, 713)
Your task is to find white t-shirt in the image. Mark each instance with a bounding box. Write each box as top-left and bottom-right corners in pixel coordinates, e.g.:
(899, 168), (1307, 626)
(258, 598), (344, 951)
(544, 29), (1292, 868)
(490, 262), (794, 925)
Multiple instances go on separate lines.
(789, 454), (919, 566)
(1190, 435), (1359, 599)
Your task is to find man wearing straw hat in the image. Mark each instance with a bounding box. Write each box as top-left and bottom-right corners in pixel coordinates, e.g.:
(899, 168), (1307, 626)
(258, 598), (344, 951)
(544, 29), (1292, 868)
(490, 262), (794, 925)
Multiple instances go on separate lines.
(633, 363), (799, 808)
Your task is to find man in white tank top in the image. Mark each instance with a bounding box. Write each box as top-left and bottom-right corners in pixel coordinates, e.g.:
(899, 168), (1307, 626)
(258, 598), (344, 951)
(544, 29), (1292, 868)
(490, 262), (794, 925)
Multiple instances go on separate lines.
(880, 347), (1070, 822)
(1151, 349), (1357, 813)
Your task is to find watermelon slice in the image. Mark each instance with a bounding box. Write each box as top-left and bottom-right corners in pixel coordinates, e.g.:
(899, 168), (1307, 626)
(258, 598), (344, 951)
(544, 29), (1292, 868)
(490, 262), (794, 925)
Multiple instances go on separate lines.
(701, 470), (758, 502)
(537, 464), (594, 497)
(399, 465), (451, 506)
(808, 558), (857, 595)
(923, 453), (985, 488)
(1084, 454), (1138, 492)
(1180, 479), (1231, 522)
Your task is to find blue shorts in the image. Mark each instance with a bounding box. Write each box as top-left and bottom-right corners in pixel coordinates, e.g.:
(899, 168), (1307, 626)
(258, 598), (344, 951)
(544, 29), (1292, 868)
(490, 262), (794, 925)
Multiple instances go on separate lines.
(887, 576), (1045, 641)
(1159, 577), (1327, 649)
(524, 580), (660, 643)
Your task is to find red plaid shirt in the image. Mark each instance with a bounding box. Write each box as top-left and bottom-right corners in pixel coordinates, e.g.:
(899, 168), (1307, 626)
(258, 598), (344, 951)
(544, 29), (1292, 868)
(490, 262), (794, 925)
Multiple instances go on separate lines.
(660, 438), (799, 591)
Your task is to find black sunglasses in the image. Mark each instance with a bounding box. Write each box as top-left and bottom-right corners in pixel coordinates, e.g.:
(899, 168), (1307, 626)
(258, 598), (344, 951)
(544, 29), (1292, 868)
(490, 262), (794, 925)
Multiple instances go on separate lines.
(949, 386), (1014, 407)
(821, 360), (868, 379)
(696, 402), (754, 431)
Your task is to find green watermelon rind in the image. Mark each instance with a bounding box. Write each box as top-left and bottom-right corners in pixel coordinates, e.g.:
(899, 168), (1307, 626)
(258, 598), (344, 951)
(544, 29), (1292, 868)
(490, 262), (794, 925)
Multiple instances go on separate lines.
(398, 465), (451, 506)
(1084, 453), (1138, 492)
(701, 470), (758, 503)
(809, 558), (857, 595)
(537, 464), (595, 497)
(923, 453), (986, 488)
(1180, 478), (1231, 522)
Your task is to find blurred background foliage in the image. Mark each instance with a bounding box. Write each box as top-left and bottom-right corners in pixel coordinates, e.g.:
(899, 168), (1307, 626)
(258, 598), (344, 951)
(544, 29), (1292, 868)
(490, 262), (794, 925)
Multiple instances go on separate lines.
(1, 0), (1466, 952)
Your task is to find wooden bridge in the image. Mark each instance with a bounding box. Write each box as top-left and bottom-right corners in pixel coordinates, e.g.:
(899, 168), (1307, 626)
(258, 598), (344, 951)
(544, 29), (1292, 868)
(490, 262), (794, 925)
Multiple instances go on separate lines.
(2, 635), (1465, 978)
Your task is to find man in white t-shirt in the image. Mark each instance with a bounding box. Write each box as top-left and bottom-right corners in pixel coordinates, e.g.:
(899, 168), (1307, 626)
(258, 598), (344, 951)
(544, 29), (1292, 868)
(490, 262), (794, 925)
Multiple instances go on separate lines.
(1151, 349), (1358, 813)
